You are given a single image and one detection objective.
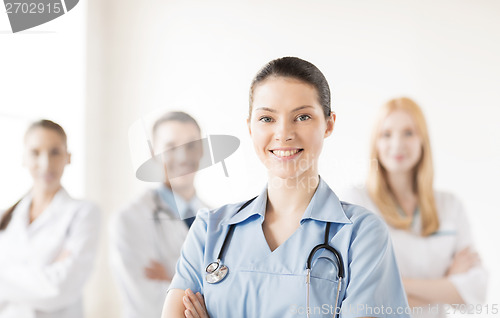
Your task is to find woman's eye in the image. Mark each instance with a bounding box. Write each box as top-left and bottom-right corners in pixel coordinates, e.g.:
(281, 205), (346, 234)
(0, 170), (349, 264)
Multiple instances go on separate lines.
(51, 149), (61, 156)
(404, 130), (414, 137)
(31, 150), (39, 156)
(381, 131), (391, 138)
(259, 116), (273, 123)
(296, 114), (311, 121)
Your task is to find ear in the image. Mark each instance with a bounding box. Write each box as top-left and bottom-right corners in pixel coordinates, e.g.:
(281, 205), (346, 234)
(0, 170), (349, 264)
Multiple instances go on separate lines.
(324, 112), (336, 138)
(247, 117), (252, 137)
(66, 152), (72, 165)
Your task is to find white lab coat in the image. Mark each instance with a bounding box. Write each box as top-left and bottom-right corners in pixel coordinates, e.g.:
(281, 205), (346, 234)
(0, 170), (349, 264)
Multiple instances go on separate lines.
(109, 188), (206, 318)
(341, 187), (488, 318)
(0, 188), (100, 318)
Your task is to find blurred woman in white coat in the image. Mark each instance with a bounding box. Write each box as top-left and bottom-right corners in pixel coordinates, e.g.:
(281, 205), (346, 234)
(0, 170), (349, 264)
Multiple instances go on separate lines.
(0, 119), (100, 318)
(342, 97), (487, 317)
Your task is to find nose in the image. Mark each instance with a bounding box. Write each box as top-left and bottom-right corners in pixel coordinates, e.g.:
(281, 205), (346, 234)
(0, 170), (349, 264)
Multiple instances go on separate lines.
(390, 133), (405, 150)
(168, 143), (192, 164)
(38, 152), (50, 171)
(274, 120), (294, 142)
(174, 147), (188, 162)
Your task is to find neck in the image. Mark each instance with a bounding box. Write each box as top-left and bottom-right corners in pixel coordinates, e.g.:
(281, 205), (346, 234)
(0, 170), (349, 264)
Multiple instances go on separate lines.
(29, 185), (61, 222)
(32, 185), (60, 203)
(164, 183), (196, 202)
(266, 173), (319, 217)
(386, 171), (416, 202)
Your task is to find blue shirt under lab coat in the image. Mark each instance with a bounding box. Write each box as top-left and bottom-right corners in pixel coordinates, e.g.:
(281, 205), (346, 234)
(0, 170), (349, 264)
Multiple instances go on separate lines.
(169, 178), (410, 317)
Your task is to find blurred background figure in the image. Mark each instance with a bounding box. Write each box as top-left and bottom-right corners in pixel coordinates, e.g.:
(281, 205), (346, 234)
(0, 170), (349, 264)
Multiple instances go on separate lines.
(342, 97), (487, 317)
(109, 111), (208, 318)
(0, 119), (101, 318)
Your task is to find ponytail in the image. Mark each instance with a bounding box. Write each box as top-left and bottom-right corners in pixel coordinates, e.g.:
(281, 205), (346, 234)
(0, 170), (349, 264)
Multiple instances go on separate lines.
(0, 199), (22, 231)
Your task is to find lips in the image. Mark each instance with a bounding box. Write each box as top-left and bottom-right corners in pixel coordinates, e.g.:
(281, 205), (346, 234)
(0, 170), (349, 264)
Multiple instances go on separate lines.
(269, 148), (303, 158)
(41, 173), (56, 183)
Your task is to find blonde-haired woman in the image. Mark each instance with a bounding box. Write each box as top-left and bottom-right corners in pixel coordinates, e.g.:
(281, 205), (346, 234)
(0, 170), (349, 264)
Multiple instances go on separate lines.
(343, 97), (487, 317)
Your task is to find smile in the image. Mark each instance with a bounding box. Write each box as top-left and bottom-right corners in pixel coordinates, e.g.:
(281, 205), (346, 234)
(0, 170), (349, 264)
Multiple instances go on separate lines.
(270, 148), (303, 158)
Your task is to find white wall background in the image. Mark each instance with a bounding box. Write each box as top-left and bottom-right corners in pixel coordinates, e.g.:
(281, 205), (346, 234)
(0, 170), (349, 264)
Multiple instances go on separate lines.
(1, 0), (498, 317)
(0, 0), (87, 203)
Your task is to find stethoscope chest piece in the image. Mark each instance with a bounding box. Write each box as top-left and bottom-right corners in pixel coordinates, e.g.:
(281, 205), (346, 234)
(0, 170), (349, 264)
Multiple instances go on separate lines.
(205, 260), (229, 284)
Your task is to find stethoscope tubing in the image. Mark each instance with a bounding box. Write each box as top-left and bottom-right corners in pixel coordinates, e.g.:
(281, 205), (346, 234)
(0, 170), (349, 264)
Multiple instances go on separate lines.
(152, 191), (181, 263)
(207, 196), (345, 318)
(306, 222), (344, 318)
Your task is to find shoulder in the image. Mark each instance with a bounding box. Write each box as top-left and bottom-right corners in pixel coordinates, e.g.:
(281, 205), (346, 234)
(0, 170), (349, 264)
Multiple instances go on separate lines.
(337, 184), (384, 231)
(433, 190), (468, 223)
(76, 200), (100, 216)
(341, 201), (388, 234)
(63, 191), (101, 222)
(339, 202), (393, 261)
(434, 190), (463, 209)
(193, 197), (258, 235)
(196, 200), (248, 224)
(57, 191), (101, 237)
(112, 188), (155, 222)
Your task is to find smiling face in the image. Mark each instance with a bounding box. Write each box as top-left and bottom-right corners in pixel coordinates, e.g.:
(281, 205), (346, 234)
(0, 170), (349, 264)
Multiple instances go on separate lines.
(23, 127), (71, 192)
(376, 110), (423, 174)
(248, 76), (334, 182)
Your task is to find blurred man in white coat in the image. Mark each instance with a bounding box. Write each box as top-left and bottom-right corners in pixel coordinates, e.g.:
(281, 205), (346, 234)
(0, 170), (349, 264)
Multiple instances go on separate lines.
(109, 112), (207, 318)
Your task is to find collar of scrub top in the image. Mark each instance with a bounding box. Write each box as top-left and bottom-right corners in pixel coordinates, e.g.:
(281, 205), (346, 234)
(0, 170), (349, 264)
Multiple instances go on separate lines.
(224, 176), (353, 226)
(157, 185), (202, 220)
(214, 176), (351, 314)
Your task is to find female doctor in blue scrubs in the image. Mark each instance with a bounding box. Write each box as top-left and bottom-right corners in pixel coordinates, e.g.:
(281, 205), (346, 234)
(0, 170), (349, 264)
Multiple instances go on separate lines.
(162, 57), (410, 318)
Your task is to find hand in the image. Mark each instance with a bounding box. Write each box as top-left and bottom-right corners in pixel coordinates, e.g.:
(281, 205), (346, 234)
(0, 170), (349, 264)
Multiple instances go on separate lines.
(183, 288), (209, 318)
(446, 247), (480, 276)
(144, 259), (171, 281)
(407, 295), (429, 307)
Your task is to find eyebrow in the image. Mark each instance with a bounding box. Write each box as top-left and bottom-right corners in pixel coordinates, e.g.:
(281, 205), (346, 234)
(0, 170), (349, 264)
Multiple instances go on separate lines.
(254, 105), (314, 113)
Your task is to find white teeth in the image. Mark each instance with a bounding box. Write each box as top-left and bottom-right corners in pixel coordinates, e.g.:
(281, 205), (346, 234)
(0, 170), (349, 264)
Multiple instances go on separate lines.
(272, 149), (301, 157)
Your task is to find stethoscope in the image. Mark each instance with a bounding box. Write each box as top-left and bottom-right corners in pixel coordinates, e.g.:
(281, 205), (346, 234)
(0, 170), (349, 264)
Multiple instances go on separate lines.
(151, 190), (183, 263)
(205, 197), (345, 318)
(152, 190), (176, 222)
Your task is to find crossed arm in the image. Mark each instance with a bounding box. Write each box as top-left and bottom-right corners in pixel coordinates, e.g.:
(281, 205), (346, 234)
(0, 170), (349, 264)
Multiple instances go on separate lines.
(161, 289), (377, 318)
(404, 247), (480, 307)
(162, 288), (209, 318)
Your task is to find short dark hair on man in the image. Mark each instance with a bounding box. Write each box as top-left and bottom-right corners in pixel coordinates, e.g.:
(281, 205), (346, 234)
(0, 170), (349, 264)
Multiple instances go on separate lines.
(152, 111), (201, 139)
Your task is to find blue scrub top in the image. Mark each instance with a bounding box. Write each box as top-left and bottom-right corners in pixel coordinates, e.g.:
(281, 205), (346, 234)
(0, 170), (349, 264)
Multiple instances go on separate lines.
(169, 178), (410, 317)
